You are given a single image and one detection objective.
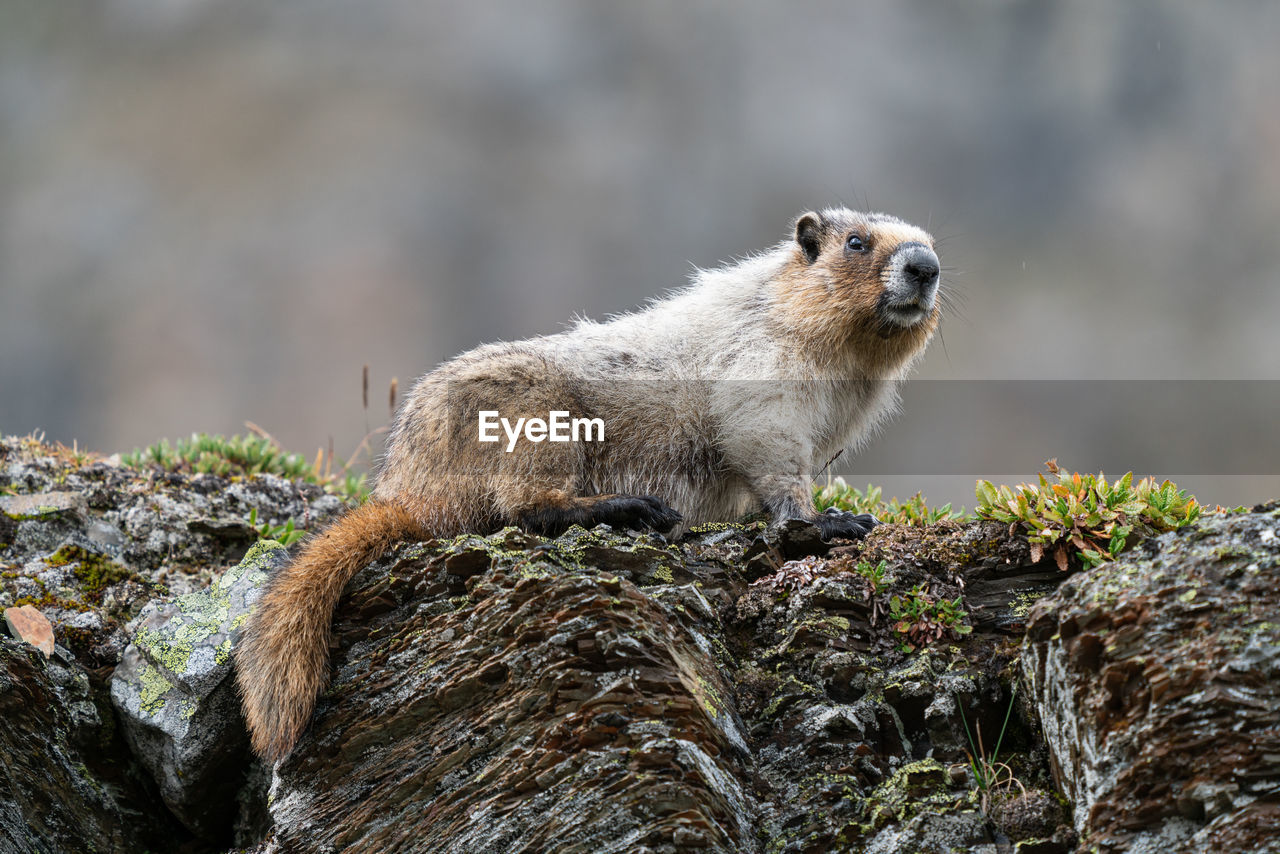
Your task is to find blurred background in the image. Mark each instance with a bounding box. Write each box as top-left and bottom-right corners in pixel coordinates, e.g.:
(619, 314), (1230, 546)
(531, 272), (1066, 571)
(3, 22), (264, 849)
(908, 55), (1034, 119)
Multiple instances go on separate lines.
(2, 0), (1278, 508)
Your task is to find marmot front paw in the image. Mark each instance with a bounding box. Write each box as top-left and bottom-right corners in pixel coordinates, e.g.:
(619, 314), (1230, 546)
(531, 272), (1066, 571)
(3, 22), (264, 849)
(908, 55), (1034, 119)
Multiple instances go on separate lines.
(812, 507), (879, 541)
(591, 495), (683, 533)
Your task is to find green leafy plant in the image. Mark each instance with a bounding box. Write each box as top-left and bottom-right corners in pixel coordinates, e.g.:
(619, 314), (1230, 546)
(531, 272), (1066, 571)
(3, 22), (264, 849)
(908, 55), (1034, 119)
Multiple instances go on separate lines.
(123, 432), (371, 502)
(888, 584), (972, 652)
(956, 686), (1024, 814)
(247, 507), (306, 547)
(853, 558), (889, 596)
(123, 433), (314, 480)
(975, 459), (1201, 571)
(814, 479), (966, 526)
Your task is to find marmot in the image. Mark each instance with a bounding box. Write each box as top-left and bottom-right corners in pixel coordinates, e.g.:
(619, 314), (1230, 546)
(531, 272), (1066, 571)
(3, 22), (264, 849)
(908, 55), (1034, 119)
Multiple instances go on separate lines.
(237, 207), (943, 760)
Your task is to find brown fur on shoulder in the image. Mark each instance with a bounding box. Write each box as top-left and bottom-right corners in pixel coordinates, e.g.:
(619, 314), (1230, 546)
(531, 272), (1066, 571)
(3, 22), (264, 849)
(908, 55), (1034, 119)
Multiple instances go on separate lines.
(235, 500), (430, 761)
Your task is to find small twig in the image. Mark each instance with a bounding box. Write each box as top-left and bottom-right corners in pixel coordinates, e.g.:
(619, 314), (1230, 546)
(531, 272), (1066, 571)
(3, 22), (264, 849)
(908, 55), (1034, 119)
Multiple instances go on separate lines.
(362, 364), (371, 438)
(817, 448), (844, 478)
(243, 420), (280, 448)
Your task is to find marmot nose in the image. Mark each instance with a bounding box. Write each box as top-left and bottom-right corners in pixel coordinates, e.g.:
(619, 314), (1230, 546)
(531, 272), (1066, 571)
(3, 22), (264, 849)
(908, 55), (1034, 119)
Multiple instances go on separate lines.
(901, 246), (940, 293)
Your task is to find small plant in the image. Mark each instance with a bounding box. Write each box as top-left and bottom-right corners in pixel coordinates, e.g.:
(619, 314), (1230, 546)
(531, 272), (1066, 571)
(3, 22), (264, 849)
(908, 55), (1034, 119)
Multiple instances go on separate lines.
(123, 433), (315, 480)
(247, 507), (306, 547)
(335, 472), (369, 503)
(814, 479), (966, 526)
(850, 558), (891, 624)
(976, 459), (1201, 571)
(123, 431), (371, 503)
(956, 686), (1025, 814)
(853, 558), (889, 596)
(51, 440), (95, 468)
(888, 584), (972, 652)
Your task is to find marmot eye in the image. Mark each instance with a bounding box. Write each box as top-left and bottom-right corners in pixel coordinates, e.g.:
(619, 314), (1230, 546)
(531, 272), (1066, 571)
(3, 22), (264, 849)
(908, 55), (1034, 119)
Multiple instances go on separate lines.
(846, 234), (866, 253)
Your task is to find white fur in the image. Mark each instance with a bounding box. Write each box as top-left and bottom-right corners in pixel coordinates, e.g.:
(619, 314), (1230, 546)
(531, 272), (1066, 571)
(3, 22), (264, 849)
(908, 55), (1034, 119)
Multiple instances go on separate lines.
(378, 207), (937, 530)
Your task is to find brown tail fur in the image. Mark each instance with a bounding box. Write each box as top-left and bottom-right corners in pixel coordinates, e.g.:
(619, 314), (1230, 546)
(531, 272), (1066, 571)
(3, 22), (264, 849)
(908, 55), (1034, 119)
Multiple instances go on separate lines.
(235, 499), (429, 761)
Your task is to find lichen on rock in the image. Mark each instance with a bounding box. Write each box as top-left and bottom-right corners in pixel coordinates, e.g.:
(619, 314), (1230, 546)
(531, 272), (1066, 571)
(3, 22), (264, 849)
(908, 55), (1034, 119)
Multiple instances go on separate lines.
(110, 539), (289, 840)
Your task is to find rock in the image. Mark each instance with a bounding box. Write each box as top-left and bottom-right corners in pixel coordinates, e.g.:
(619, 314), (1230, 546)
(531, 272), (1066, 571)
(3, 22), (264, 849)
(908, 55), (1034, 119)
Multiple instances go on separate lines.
(264, 535), (758, 852)
(1023, 502), (1280, 853)
(1, 491), (88, 554)
(0, 491), (86, 520)
(0, 436), (342, 670)
(5, 434), (1278, 853)
(110, 539), (289, 841)
(0, 634), (185, 852)
(987, 790), (1074, 852)
(3, 604), (54, 657)
(252, 519), (1067, 853)
(862, 807), (993, 854)
(0, 435), (342, 849)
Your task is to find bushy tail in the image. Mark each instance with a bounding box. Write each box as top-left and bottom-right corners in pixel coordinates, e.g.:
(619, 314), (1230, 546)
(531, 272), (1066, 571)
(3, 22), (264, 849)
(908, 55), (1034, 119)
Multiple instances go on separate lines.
(235, 499), (429, 761)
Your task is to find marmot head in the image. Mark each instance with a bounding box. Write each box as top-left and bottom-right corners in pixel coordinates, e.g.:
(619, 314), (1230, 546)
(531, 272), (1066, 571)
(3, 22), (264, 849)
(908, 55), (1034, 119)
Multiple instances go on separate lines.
(777, 207), (942, 371)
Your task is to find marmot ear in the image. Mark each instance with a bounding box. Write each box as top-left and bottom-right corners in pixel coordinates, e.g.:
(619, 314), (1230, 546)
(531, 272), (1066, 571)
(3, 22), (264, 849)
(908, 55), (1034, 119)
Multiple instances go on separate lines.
(795, 212), (823, 264)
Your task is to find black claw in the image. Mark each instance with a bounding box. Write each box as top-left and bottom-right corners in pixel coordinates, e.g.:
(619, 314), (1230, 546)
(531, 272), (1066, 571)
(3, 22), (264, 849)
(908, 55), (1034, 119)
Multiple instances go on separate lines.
(591, 495), (682, 533)
(813, 508), (879, 541)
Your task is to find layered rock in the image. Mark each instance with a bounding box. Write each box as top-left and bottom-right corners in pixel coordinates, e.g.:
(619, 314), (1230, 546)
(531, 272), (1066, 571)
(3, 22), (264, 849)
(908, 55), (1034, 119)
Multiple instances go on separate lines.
(3, 435), (1277, 854)
(249, 523), (1072, 853)
(0, 634), (185, 852)
(1024, 502), (1280, 852)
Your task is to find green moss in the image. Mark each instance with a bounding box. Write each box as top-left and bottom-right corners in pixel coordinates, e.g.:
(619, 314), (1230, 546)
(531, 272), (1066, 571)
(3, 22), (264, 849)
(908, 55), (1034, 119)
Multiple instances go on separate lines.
(135, 540), (282, 676)
(134, 624), (196, 674)
(51, 546), (135, 600)
(762, 675), (824, 719)
(692, 673), (726, 719)
(4, 505), (66, 521)
(687, 521), (759, 535)
(512, 561), (554, 581)
(13, 581), (93, 613)
(237, 538), (287, 570)
(542, 525), (682, 582)
(72, 763), (105, 797)
(882, 649), (940, 693)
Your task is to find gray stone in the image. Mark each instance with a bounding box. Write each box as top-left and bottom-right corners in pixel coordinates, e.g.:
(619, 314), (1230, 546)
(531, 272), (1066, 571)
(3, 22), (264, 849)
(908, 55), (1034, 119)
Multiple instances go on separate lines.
(0, 635), (182, 852)
(864, 809), (995, 854)
(0, 491), (86, 520)
(110, 539), (288, 838)
(1023, 502), (1280, 853)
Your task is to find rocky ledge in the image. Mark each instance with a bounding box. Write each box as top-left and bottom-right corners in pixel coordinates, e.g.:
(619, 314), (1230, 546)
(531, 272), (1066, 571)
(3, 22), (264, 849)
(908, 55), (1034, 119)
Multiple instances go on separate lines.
(1, 435), (1277, 853)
